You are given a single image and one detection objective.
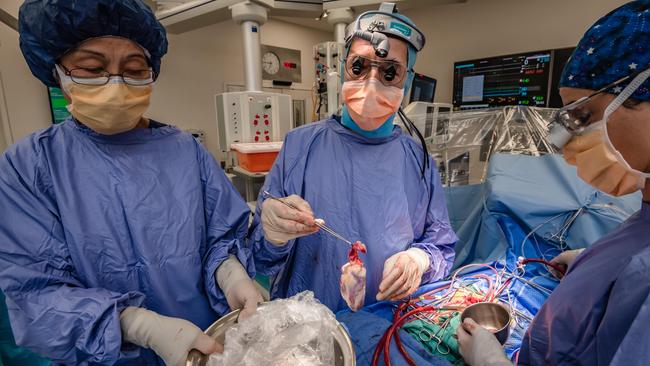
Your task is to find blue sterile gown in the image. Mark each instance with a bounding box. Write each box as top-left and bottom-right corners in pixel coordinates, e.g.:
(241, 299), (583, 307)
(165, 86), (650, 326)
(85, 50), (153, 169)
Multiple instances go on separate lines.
(519, 202), (650, 365)
(0, 118), (251, 365)
(250, 117), (458, 312)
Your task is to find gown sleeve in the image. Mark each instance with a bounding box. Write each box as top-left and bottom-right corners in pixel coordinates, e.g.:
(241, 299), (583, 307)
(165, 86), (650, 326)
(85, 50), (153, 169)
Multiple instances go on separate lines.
(602, 253), (650, 365)
(197, 144), (253, 316)
(0, 139), (145, 365)
(408, 156), (458, 284)
(249, 139), (296, 277)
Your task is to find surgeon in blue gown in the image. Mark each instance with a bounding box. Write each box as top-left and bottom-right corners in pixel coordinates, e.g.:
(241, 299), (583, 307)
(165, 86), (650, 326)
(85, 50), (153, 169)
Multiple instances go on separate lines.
(457, 1), (650, 365)
(0, 1), (262, 365)
(249, 6), (458, 313)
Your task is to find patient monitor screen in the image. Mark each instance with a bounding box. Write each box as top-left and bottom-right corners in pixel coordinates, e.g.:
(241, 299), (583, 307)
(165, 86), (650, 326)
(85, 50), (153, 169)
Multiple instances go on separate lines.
(453, 51), (552, 110)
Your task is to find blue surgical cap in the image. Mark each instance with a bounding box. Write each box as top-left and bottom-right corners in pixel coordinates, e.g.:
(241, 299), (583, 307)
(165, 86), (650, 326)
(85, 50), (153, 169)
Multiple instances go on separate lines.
(560, 0), (650, 101)
(19, 0), (168, 88)
(342, 12), (419, 94)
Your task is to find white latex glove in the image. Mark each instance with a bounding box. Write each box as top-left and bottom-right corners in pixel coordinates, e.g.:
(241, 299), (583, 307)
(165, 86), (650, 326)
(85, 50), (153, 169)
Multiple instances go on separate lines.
(376, 248), (429, 301)
(120, 307), (222, 366)
(261, 194), (319, 245)
(549, 248), (585, 279)
(216, 255), (264, 321)
(457, 318), (511, 366)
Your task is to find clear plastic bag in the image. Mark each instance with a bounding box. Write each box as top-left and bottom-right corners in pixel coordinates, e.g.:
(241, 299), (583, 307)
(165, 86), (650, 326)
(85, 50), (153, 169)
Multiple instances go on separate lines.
(400, 105), (559, 186)
(207, 291), (337, 366)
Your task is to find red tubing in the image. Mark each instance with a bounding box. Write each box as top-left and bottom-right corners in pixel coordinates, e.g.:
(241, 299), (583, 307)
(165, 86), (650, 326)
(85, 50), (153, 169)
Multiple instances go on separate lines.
(385, 306), (437, 366)
(373, 260), (558, 366)
(372, 303), (407, 366)
(521, 258), (566, 276)
(394, 328), (417, 366)
(390, 303), (416, 366)
(371, 305), (438, 366)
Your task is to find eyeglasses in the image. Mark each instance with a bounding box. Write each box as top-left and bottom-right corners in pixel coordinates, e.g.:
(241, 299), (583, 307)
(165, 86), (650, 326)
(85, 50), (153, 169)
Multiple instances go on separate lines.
(554, 70), (644, 133)
(343, 55), (407, 87)
(57, 64), (155, 86)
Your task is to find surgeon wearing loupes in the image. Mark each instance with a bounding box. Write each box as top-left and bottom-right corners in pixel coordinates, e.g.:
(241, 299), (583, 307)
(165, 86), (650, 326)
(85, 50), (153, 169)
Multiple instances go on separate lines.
(0, 1), (263, 365)
(250, 3), (458, 312)
(457, 1), (650, 365)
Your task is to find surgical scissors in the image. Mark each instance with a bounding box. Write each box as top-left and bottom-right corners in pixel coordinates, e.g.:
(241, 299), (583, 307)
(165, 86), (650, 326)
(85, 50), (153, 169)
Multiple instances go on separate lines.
(262, 191), (354, 247)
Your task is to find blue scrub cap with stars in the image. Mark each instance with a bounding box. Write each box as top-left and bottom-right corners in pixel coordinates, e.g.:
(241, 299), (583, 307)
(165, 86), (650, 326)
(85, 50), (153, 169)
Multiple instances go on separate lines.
(560, 0), (650, 101)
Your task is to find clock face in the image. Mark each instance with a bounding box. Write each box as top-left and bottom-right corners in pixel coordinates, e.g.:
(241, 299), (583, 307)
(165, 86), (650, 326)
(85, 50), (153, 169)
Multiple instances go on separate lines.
(262, 52), (281, 75)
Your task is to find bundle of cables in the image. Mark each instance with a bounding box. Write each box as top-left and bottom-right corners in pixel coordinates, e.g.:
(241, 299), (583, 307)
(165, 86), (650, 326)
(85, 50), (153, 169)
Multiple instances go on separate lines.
(370, 259), (564, 366)
(398, 107), (429, 178)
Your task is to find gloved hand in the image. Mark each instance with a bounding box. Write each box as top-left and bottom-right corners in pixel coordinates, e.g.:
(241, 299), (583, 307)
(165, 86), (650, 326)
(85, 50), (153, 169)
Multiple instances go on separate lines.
(216, 255), (264, 321)
(376, 248), (429, 301)
(549, 248), (585, 279)
(261, 194), (319, 245)
(457, 318), (511, 366)
(120, 307), (222, 366)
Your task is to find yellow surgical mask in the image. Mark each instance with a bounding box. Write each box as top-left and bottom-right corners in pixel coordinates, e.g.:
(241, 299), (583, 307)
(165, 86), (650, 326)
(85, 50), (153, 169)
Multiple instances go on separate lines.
(562, 71), (650, 196)
(563, 124), (647, 196)
(56, 65), (152, 135)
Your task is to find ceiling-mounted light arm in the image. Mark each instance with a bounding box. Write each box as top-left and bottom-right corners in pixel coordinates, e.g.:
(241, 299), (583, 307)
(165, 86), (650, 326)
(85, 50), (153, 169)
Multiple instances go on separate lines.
(0, 8), (18, 32)
(315, 10), (328, 20)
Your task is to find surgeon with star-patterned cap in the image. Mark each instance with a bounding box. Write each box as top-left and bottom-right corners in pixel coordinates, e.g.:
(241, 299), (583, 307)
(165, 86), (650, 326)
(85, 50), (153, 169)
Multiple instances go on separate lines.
(456, 1), (650, 365)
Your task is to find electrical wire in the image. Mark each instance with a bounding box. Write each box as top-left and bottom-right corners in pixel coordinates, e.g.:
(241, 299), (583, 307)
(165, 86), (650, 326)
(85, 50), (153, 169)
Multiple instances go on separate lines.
(311, 83), (319, 121)
(400, 112), (414, 136)
(398, 107), (429, 178)
(519, 258), (566, 276)
(372, 259), (562, 366)
(519, 212), (571, 260)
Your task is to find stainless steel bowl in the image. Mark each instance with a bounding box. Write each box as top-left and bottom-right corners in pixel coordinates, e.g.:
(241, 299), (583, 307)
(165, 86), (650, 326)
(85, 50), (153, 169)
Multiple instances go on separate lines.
(460, 302), (511, 345)
(186, 304), (356, 366)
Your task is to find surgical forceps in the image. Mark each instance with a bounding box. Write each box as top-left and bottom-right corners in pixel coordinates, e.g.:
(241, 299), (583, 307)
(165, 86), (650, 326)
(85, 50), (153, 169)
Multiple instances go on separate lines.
(416, 315), (454, 355)
(262, 191), (354, 246)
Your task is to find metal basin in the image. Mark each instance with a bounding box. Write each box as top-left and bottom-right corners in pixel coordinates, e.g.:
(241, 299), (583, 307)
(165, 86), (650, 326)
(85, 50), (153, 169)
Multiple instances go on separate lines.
(460, 302), (511, 345)
(186, 304), (355, 366)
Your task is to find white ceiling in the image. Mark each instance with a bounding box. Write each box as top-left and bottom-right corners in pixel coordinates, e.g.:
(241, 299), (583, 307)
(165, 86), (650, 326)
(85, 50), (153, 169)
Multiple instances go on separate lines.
(154, 0), (467, 34)
(271, 0), (466, 32)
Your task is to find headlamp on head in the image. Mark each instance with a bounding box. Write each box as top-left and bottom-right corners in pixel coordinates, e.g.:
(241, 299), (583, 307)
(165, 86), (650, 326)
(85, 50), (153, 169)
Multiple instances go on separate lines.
(345, 2), (425, 59)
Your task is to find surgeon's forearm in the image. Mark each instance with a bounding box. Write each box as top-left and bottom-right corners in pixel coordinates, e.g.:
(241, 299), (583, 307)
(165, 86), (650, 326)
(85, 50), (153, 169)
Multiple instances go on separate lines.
(253, 236), (294, 275)
(247, 219), (292, 276)
(2, 285), (144, 364)
(410, 243), (455, 283)
(216, 255), (250, 296)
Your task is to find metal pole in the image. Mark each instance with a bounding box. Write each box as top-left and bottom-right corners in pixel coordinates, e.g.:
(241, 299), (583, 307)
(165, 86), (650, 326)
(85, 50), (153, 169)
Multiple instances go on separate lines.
(327, 7), (353, 44)
(326, 43), (338, 116)
(230, 2), (268, 92)
(334, 22), (347, 44)
(0, 8), (18, 32)
(325, 8), (353, 115)
(241, 20), (262, 91)
(0, 72), (14, 149)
